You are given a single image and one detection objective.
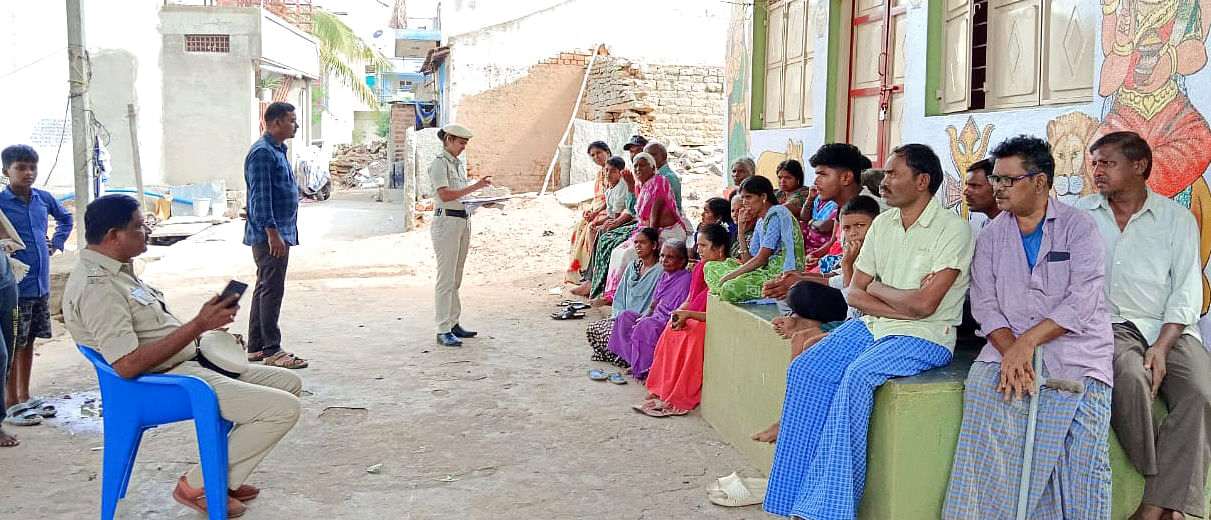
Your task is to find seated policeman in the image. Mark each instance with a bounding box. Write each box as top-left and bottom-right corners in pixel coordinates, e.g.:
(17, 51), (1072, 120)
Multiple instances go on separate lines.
(62, 194), (302, 518)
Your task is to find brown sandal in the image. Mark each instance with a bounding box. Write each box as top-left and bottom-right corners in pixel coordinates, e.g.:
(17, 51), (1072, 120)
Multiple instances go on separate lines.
(172, 476), (246, 517)
(262, 351), (309, 369)
(229, 483), (259, 502)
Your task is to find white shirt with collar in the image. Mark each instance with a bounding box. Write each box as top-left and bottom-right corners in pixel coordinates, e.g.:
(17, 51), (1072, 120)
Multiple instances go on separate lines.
(1076, 190), (1203, 344)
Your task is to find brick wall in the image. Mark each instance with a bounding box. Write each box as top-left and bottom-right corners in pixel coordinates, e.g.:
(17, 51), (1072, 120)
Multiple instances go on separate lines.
(453, 52), (587, 192)
(582, 56), (725, 147)
(541, 51), (591, 67)
(389, 103), (416, 162)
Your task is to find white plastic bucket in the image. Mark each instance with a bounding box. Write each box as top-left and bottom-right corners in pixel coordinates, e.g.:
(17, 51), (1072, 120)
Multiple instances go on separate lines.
(192, 198), (211, 217)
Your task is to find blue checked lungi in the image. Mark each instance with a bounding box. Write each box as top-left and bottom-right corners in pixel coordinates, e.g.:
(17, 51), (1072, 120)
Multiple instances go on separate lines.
(943, 361), (1111, 519)
(764, 319), (953, 519)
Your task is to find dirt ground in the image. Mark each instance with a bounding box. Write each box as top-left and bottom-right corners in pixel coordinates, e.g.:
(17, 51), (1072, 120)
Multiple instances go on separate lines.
(0, 184), (770, 519)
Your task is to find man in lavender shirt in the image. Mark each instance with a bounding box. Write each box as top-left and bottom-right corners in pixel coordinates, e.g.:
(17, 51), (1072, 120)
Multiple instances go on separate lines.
(943, 136), (1114, 518)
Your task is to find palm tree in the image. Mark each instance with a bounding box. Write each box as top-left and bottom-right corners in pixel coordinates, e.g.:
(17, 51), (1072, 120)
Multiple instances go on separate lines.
(311, 9), (393, 109)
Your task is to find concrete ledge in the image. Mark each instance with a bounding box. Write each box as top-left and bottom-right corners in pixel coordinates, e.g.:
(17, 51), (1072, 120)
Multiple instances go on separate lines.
(699, 295), (1210, 519)
(701, 295), (787, 470)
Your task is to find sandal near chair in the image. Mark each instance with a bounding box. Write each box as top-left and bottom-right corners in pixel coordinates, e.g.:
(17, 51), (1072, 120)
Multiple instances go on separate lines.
(24, 397), (56, 417)
(707, 472), (768, 507)
(4, 403), (43, 426)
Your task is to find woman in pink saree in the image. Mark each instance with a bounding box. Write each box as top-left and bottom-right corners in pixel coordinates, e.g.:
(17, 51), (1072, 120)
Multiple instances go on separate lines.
(600, 152), (690, 302)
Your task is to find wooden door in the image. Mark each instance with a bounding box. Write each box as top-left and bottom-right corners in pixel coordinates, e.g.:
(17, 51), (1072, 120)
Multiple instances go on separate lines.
(846, 0), (907, 166)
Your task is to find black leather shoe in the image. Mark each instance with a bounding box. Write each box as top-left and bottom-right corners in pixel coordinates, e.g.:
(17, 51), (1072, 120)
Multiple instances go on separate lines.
(451, 324), (478, 338)
(436, 332), (463, 346)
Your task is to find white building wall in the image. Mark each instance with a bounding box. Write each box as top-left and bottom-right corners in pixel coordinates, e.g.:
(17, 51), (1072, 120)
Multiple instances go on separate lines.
(441, 0), (728, 123)
(261, 12), (321, 77)
(160, 6), (259, 189)
(0, 0), (165, 191)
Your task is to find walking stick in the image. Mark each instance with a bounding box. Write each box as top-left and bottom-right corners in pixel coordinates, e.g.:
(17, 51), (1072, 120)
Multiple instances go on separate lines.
(1015, 351), (1043, 520)
(1015, 351), (1086, 520)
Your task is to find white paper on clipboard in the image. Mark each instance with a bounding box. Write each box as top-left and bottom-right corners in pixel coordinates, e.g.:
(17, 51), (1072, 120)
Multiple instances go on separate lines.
(461, 195), (514, 216)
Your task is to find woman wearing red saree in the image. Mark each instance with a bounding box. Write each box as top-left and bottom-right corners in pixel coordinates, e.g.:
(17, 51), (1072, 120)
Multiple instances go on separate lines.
(635, 222), (731, 417)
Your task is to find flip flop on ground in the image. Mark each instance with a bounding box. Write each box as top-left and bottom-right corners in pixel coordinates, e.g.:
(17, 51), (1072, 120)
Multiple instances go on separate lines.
(632, 397), (666, 413)
(588, 369), (609, 381)
(4, 404), (42, 426)
(706, 472), (768, 507)
(642, 401), (690, 418)
(24, 397), (56, 418)
(550, 307), (586, 320)
(607, 372), (627, 385)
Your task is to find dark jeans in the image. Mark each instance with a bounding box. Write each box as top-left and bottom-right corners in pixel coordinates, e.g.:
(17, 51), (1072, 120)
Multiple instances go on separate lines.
(0, 280), (18, 420)
(248, 243), (290, 357)
(786, 281), (849, 324)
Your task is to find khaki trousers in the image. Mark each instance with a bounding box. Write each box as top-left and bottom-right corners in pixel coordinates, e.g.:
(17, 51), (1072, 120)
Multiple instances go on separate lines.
(171, 362), (302, 489)
(431, 214), (470, 333)
(1111, 323), (1211, 516)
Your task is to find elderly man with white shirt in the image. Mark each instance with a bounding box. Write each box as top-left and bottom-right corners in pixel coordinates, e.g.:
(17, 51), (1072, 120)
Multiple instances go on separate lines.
(1077, 131), (1210, 520)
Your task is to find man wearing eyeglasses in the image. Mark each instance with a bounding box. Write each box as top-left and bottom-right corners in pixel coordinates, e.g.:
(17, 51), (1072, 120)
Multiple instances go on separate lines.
(944, 135), (1114, 518)
(1077, 131), (1209, 520)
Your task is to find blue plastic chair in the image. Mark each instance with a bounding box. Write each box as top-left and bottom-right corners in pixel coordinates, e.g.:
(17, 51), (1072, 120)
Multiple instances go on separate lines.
(77, 345), (233, 520)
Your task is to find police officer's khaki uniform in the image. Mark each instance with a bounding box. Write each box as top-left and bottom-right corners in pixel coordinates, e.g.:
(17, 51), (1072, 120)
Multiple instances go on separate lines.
(429, 149), (471, 333)
(62, 249), (302, 490)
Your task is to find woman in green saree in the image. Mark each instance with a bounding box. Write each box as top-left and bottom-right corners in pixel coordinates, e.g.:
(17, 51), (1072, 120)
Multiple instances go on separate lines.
(704, 176), (806, 303)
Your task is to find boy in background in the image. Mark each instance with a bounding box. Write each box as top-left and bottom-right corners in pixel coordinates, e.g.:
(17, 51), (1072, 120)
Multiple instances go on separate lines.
(0, 145), (73, 421)
(768, 195), (882, 354)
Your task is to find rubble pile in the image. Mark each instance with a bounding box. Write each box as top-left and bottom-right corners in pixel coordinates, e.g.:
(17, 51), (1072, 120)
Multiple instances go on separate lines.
(329, 140), (389, 188)
(669, 144), (726, 177)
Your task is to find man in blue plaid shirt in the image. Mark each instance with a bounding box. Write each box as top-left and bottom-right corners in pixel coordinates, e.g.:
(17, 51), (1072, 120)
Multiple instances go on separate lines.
(242, 102), (307, 369)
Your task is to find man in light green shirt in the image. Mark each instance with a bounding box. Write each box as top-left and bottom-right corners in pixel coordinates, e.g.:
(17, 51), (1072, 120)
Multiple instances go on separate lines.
(762, 144), (973, 520)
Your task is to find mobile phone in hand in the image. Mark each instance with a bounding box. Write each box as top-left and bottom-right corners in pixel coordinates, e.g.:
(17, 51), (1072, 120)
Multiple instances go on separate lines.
(218, 280), (249, 308)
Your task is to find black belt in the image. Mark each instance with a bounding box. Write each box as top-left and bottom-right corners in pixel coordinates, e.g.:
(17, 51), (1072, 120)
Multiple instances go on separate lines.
(435, 208), (468, 218)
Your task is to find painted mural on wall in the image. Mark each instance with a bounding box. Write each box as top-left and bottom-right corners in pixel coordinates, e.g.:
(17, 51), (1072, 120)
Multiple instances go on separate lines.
(1096, 0), (1211, 312)
(1046, 112), (1100, 204)
(725, 2), (751, 175)
(756, 139), (805, 182)
(945, 117), (995, 217)
(723, 1), (1211, 316)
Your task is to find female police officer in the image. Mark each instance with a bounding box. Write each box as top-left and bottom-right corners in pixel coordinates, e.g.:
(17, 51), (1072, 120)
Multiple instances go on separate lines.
(430, 123), (491, 346)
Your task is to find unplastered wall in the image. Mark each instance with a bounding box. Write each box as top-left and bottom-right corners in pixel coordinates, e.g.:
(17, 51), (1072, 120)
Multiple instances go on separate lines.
(443, 0), (727, 124)
(583, 56), (725, 147)
(454, 56), (586, 192)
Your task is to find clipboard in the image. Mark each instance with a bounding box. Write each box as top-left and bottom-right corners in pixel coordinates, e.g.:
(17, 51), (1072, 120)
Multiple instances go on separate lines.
(461, 195), (518, 216)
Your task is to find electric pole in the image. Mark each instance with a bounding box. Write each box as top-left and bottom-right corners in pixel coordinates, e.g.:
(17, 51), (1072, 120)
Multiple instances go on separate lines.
(66, 0), (92, 250)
